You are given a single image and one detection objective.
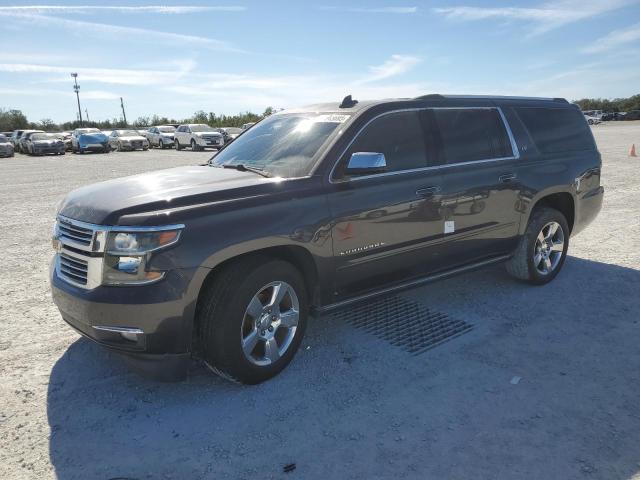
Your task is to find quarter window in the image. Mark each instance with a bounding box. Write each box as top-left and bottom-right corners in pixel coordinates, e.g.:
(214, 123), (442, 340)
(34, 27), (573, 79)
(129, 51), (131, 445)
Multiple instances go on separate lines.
(431, 108), (513, 164)
(342, 110), (428, 176)
(515, 107), (595, 154)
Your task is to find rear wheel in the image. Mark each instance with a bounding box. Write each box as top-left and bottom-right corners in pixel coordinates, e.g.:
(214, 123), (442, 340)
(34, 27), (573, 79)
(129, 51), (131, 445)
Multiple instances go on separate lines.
(506, 206), (569, 285)
(196, 257), (308, 384)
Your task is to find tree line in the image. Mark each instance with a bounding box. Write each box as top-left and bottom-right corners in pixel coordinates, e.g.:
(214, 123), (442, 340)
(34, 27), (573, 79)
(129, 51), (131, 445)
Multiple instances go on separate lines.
(572, 94), (640, 113)
(0, 107), (275, 132)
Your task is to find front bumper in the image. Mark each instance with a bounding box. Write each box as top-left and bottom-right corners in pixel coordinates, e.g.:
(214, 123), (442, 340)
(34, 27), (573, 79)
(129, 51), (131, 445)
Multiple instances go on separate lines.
(79, 143), (109, 152)
(33, 145), (65, 155)
(196, 136), (223, 148)
(0, 147), (13, 157)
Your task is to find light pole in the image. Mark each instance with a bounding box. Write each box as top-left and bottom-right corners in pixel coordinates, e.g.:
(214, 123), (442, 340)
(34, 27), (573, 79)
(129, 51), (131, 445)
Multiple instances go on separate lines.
(120, 97), (128, 126)
(71, 73), (83, 127)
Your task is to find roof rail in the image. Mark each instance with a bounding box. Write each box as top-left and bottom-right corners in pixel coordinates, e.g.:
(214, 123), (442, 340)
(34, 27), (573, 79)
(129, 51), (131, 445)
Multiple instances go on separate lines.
(414, 94), (445, 100)
(553, 98), (568, 103)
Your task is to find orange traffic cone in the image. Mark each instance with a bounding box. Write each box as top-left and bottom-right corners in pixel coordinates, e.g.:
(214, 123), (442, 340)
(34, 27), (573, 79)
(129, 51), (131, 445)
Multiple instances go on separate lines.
(631, 144), (637, 157)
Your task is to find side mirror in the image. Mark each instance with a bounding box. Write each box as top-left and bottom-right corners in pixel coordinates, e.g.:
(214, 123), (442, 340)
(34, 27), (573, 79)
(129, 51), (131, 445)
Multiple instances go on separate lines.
(346, 152), (387, 175)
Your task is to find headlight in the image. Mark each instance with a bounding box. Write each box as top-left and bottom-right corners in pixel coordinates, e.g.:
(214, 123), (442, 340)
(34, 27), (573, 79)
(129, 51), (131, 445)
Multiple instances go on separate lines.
(102, 228), (183, 285)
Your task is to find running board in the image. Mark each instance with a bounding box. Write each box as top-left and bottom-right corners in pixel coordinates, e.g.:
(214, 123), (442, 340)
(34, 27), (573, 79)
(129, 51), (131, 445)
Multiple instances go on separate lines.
(314, 254), (511, 314)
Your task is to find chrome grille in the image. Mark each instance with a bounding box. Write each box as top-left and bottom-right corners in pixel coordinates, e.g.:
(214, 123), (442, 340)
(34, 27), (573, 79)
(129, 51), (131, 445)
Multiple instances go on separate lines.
(58, 217), (94, 246)
(59, 252), (88, 285)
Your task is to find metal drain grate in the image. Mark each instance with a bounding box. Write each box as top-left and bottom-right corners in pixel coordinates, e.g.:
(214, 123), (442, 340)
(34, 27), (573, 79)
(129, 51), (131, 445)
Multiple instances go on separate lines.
(333, 295), (472, 355)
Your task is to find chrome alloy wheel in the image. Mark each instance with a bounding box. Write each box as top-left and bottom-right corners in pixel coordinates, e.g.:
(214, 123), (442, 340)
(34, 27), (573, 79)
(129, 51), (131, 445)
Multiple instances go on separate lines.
(241, 281), (300, 366)
(534, 221), (565, 275)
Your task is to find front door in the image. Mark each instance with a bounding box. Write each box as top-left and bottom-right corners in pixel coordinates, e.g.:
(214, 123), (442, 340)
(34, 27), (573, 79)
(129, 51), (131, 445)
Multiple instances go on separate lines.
(326, 109), (445, 298)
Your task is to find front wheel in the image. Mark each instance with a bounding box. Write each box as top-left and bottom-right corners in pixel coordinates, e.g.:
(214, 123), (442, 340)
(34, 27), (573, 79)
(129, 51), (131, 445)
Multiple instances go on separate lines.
(506, 207), (569, 285)
(196, 257), (308, 384)
(191, 139), (199, 152)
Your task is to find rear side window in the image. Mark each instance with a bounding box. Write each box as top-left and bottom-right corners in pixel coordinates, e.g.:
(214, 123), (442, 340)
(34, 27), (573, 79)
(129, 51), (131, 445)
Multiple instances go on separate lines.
(344, 110), (428, 174)
(432, 108), (513, 164)
(515, 107), (595, 154)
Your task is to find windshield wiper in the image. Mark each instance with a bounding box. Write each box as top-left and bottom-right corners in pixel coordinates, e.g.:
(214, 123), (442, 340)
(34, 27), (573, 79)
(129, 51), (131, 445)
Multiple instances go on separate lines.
(222, 164), (271, 178)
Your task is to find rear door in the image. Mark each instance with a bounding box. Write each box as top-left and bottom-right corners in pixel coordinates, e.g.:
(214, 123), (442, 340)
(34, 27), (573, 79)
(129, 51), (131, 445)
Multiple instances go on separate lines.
(326, 109), (444, 297)
(430, 107), (522, 267)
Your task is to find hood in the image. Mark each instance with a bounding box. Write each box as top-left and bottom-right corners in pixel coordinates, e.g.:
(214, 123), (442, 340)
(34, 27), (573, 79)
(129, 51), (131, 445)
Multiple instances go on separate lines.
(34, 139), (62, 145)
(120, 135), (146, 141)
(161, 132), (175, 137)
(79, 133), (108, 142)
(58, 165), (276, 225)
(195, 131), (222, 138)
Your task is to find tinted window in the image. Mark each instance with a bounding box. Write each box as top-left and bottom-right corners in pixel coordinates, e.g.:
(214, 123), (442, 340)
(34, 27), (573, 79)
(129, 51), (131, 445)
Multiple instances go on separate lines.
(516, 107), (595, 154)
(344, 110), (427, 175)
(432, 108), (513, 164)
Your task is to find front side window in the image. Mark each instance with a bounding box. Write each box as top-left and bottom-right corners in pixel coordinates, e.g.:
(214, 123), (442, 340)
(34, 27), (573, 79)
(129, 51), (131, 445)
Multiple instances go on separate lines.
(432, 108), (513, 164)
(212, 113), (349, 178)
(338, 110), (428, 178)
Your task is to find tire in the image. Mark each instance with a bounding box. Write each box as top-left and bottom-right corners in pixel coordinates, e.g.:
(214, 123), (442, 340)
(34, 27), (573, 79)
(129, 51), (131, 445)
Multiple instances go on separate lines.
(175, 139), (183, 150)
(117, 142), (122, 152)
(505, 206), (569, 285)
(196, 257), (308, 385)
(159, 139), (163, 149)
(191, 139), (199, 152)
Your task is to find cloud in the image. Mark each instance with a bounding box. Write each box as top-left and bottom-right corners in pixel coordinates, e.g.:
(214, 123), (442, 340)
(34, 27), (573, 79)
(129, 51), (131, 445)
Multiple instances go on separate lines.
(0, 63), (193, 86)
(319, 6), (417, 14)
(0, 12), (243, 52)
(434, 0), (637, 35)
(359, 54), (422, 83)
(583, 22), (640, 53)
(0, 5), (246, 14)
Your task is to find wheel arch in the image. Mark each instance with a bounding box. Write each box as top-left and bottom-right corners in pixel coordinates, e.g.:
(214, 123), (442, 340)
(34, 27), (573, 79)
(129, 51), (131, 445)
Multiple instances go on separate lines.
(189, 244), (321, 354)
(523, 190), (575, 234)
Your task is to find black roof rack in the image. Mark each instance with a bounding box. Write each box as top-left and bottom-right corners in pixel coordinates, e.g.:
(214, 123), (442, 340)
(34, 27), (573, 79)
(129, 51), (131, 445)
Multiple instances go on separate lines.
(414, 94), (445, 100)
(339, 95), (358, 108)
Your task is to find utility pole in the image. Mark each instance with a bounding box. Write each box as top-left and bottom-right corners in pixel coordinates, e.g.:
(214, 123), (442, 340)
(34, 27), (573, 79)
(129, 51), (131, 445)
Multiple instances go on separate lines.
(71, 73), (83, 127)
(85, 108), (90, 123)
(120, 97), (128, 126)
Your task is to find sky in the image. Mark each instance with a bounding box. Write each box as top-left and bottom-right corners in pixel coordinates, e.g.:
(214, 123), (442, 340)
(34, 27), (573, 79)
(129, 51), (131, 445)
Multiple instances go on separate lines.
(0, 0), (639, 123)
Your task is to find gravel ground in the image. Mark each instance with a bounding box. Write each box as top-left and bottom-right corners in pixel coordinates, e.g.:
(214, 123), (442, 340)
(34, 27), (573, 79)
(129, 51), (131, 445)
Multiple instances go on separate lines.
(1, 123), (640, 480)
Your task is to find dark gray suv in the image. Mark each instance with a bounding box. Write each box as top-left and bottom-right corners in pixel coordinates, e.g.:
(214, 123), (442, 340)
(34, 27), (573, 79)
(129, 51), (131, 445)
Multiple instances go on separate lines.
(51, 94), (603, 384)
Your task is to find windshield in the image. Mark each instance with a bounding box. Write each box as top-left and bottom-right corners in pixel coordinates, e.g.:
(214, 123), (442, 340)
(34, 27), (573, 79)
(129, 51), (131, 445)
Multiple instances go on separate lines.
(224, 127), (243, 134)
(32, 133), (60, 141)
(0, 135), (7, 142)
(117, 130), (140, 136)
(78, 128), (100, 134)
(190, 124), (216, 132)
(211, 113), (349, 178)
(158, 126), (176, 133)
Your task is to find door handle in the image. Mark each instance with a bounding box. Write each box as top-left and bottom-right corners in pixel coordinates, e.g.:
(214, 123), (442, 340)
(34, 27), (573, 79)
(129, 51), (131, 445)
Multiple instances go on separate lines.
(499, 173), (517, 183)
(415, 186), (441, 198)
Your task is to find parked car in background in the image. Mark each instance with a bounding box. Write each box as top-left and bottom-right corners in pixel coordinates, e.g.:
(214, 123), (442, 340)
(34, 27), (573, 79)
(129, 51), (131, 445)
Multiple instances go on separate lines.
(0, 133), (14, 157)
(108, 129), (149, 151)
(1, 131), (12, 138)
(72, 128), (110, 154)
(174, 124), (223, 151)
(60, 131), (73, 151)
(147, 125), (176, 149)
(584, 115), (600, 125)
(10, 130), (25, 148)
(102, 130), (113, 137)
(18, 130), (45, 153)
(241, 122), (256, 130)
(24, 132), (65, 156)
(218, 127), (243, 144)
(623, 110), (640, 121)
